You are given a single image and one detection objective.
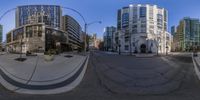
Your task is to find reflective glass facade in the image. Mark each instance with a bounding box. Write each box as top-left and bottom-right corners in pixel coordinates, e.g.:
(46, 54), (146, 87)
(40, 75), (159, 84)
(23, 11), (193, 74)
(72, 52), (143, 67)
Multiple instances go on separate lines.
(140, 7), (146, 18)
(174, 17), (200, 51)
(45, 28), (68, 51)
(103, 26), (116, 51)
(13, 27), (24, 41)
(122, 13), (129, 28)
(16, 5), (62, 29)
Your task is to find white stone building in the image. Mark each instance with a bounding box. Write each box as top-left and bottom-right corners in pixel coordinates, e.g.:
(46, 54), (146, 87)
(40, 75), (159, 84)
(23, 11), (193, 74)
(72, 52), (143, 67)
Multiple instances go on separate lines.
(116, 4), (172, 54)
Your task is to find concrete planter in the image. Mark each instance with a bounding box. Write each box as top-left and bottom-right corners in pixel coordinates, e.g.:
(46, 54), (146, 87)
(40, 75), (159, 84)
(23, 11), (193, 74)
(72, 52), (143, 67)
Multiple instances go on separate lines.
(44, 55), (54, 61)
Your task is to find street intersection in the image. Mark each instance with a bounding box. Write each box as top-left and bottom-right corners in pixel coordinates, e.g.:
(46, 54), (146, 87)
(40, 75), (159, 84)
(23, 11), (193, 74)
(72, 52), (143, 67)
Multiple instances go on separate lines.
(0, 51), (200, 100)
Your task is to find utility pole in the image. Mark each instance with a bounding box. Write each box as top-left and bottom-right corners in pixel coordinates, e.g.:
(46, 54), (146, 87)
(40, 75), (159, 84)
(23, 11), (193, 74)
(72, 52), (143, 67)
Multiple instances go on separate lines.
(20, 35), (23, 59)
(129, 31), (132, 55)
(84, 23), (87, 53)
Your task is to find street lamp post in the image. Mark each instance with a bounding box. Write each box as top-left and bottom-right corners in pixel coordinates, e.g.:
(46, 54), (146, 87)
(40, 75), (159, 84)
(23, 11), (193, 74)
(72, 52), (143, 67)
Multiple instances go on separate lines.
(166, 42), (168, 56)
(0, 8), (16, 53)
(0, 8), (16, 21)
(193, 41), (198, 57)
(129, 32), (132, 55)
(118, 44), (121, 55)
(19, 34), (23, 59)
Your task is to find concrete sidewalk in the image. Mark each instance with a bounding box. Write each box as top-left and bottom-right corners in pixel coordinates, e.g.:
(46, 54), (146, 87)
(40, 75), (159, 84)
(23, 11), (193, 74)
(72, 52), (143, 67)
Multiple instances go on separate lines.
(0, 53), (89, 94)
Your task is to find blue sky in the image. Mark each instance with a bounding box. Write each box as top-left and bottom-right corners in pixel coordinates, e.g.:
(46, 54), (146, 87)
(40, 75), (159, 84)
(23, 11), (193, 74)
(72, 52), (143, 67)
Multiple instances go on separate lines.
(0, 0), (200, 41)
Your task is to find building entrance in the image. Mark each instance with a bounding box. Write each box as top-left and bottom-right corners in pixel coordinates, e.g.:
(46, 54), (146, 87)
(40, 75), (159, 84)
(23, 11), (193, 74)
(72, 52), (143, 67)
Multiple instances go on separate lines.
(140, 44), (146, 53)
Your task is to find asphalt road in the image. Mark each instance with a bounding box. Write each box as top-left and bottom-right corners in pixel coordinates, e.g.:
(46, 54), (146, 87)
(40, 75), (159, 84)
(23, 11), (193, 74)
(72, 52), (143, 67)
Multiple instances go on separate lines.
(1, 51), (200, 100)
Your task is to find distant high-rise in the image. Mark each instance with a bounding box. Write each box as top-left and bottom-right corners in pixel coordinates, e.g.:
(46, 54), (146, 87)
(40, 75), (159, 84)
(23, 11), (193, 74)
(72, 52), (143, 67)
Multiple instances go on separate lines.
(174, 17), (200, 51)
(0, 25), (2, 43)
(103, 26), (116, 51)
(171, 26), (176, 36)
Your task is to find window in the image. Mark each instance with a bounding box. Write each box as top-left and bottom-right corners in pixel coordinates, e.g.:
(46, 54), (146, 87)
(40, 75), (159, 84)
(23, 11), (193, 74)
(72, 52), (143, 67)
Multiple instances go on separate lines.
(141, 24), (146, 28)
(140, 7), (146, 18)
(132, 25), (137, 33)
(125, 36), (129, 42)
(132, 29), (137, 33)
(125, 45), (129, 50)
(26, 26), (33, 37)
(132, 25), (137, 28)
(7, 33), (11, 43)
(157, 14), (163, 27)
(122, 13), (129, 28)
(149, 7), (154, 19)
(164, 10), (167, 22)
(38, 26), (42, 37)
(13, 27), (24, 41)
(141, 29), (146, 33)
(150, 25), (154, 29)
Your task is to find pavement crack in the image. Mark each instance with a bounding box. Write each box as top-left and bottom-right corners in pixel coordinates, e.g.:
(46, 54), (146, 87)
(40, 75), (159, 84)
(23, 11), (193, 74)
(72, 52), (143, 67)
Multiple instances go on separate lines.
(26, 56), (39, 84)
(90, 52), (117, 94)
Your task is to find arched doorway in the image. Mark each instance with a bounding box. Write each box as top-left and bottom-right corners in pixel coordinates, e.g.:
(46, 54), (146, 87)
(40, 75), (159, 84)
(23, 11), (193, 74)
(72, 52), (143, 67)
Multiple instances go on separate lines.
(140, 44), (146, 53)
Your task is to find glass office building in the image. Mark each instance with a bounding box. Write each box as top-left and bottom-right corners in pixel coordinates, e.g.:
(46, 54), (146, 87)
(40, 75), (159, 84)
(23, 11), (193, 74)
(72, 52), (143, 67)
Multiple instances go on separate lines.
(174, 17), (200, 51)
(16, 5), (62, 29)
(103, 26), (117, 51)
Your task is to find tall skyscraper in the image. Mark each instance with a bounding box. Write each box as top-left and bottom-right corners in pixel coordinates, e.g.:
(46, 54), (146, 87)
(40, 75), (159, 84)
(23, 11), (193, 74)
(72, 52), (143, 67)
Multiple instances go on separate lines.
(116, 4), (171, 54)
(103, 26), (116, 51)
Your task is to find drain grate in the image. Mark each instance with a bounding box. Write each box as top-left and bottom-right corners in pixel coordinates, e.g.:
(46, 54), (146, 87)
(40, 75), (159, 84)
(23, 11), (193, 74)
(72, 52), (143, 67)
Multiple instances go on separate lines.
(64, 55), (73, 58)
(14, 58), (27, 62)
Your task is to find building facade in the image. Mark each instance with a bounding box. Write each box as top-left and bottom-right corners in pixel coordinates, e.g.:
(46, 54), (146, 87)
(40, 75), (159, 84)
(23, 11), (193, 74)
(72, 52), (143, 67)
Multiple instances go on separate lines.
(173, 17), (200, 51)
(6, 5), (82, 53)
(62, 15), (82, 50)
(103, 26), (116, 51)
(116, 4), (171, 54)
(94, 39), (102, 49)
(16, 5), (62, 29)
(89, 33), (96, 49)
(6, 23), (69, 53)
(88, 33), (102, 49)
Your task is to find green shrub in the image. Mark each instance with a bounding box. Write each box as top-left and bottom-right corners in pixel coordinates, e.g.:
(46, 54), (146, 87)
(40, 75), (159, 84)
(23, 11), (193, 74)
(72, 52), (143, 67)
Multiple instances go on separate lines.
(44, 49), (56, 55)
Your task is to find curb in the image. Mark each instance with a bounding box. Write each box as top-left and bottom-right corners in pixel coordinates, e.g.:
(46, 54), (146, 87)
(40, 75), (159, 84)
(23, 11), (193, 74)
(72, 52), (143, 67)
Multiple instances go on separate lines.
(192, 54), (200, 80)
